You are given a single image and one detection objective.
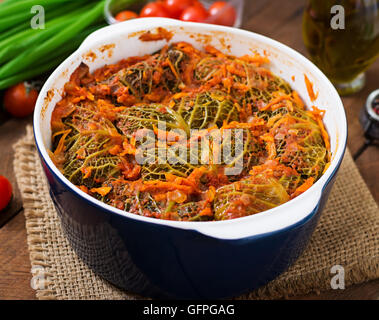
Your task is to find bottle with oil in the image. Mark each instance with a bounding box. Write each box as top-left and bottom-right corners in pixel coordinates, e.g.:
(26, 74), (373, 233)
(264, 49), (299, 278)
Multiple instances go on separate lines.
(303, 0), (379, 95)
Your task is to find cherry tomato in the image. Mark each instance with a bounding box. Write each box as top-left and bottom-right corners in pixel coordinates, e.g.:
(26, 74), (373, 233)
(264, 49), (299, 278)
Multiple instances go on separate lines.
(3, 82), (39, 118)
(115, 10), (138, 22)
(140, 2), (171, 18)
(208, 1), (236, 26)
(180, 3), (208, 22)
(164, 0), (194, 18)
(0, 175), (12, 211)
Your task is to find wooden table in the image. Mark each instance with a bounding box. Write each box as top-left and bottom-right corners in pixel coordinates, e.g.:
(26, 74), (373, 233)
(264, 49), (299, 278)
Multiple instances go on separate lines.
(0, 0), (378, 300)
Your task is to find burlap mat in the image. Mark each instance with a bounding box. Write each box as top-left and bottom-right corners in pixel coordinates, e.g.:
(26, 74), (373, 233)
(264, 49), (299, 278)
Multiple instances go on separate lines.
(13, 125), (379, 300)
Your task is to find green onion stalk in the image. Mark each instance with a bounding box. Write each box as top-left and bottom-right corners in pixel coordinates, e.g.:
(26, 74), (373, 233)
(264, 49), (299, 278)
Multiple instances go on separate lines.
(0, 0), (142, 89)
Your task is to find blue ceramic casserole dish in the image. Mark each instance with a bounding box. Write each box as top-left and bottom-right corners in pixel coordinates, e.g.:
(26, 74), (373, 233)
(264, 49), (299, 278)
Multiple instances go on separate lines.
(33, 18), (347, 299)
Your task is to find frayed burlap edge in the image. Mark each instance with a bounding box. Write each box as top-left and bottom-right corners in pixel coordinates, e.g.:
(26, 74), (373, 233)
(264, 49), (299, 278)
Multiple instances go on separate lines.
(13, 125), (379, 300)
(13, 126), (55, 299)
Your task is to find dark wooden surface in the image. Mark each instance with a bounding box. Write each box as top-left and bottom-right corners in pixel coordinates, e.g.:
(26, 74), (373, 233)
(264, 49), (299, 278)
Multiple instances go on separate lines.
(0, 0), (378, 300)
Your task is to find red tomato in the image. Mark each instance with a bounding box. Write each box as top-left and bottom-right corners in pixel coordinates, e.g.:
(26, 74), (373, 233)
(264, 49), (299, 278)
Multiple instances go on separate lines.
(180, 3), (208, 22)
(0, 175), (12, 211)
(140, 2), (171, 18)
(164, 0), (193, 18)
(3, 82), (39, 118)
(115, 10), (138, 22)
(208, 1), (236, 26)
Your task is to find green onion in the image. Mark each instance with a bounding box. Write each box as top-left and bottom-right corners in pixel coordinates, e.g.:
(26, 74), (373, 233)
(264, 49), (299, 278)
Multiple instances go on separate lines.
(0, 3), (95, 64)
(0, 2), (95, 55)
(0, 0), (106, 79)
(0, 0), (88, 18)
(0, 0), (84, 35)
(0, 24), (106, 89)
(0, 0), (143, 87)
(0, 0), (20, 8)
(0, 21), (30, 42)
(0, 11), (31, 33)
(0, 4), (90, 50)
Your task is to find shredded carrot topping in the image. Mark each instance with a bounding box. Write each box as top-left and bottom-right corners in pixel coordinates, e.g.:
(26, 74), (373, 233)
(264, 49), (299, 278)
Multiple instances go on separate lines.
(90, 187), (112, 197)
(50, 42), (330, 221)
(304, 74), (318, 102)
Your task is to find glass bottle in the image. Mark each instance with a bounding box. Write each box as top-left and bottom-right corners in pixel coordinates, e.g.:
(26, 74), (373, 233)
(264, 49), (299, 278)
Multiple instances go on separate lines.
(303, 0), (379, 95)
